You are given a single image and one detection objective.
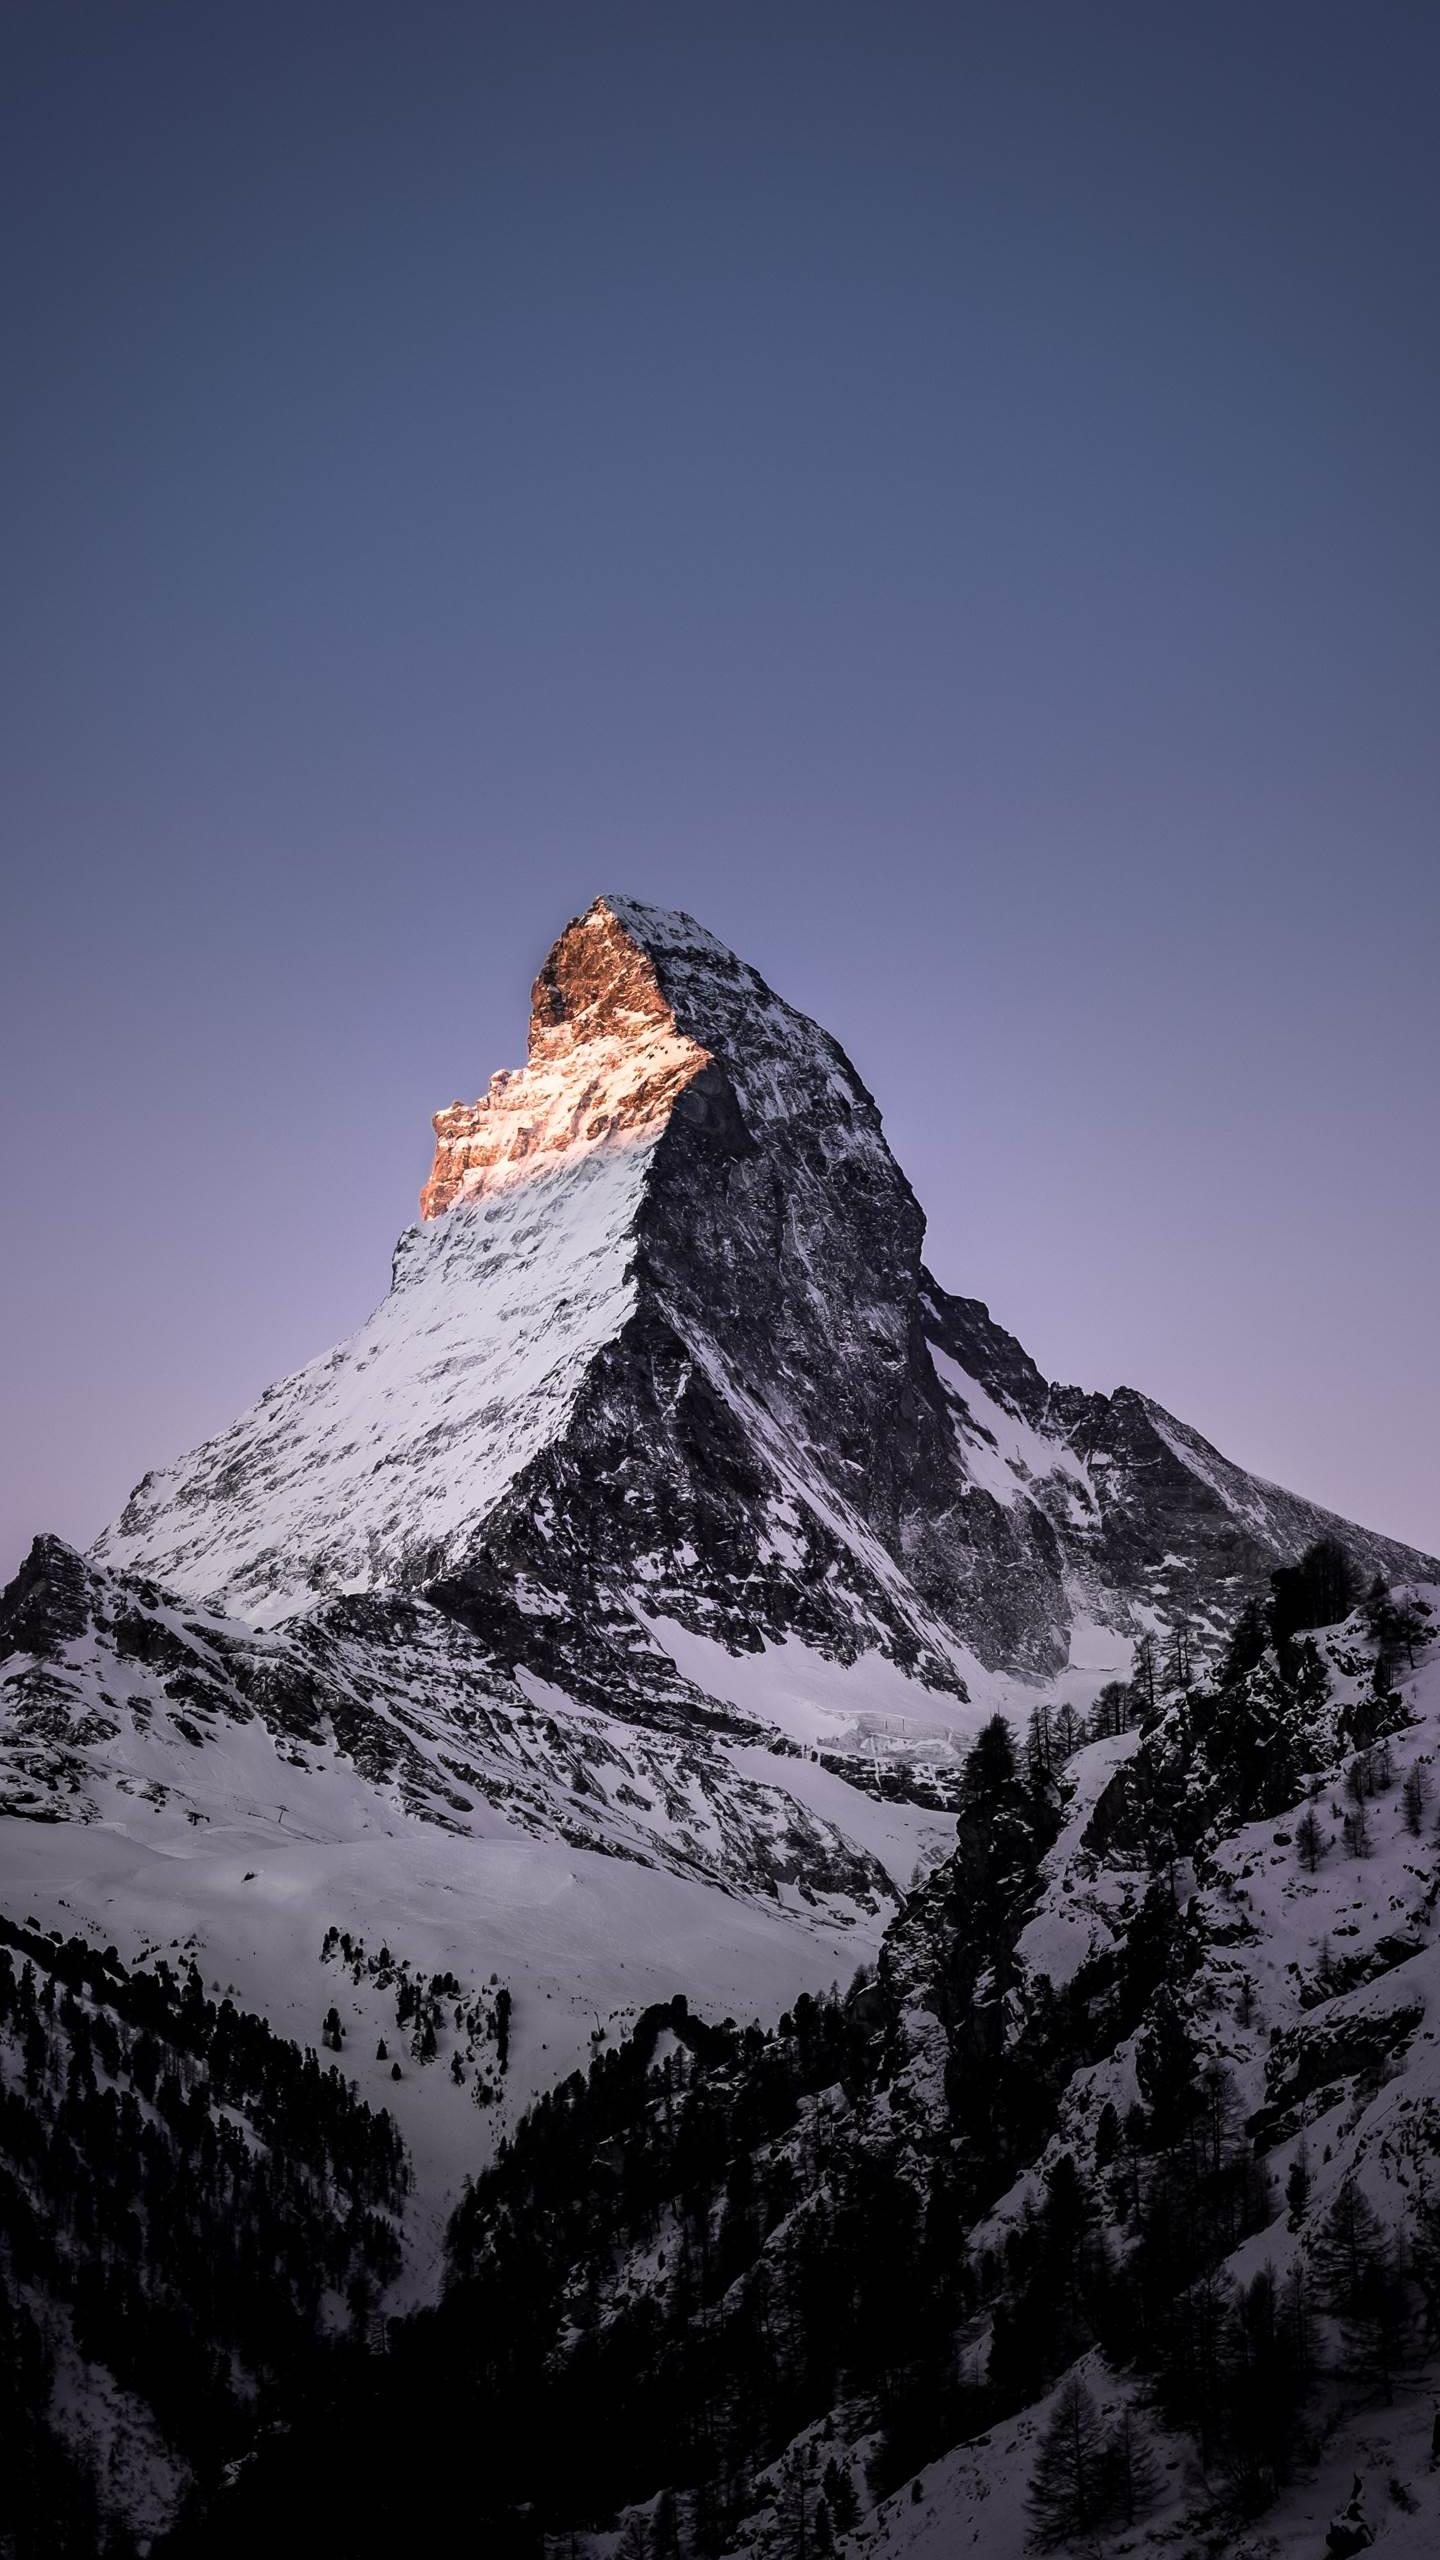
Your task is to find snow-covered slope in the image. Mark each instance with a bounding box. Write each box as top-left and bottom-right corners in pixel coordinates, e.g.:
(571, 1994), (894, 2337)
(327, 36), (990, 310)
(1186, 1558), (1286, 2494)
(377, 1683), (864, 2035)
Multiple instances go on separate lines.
(855, 1592), (1440, 2560)
(0, 1533), (950, 2294)
(92, 1106), (659, 1624)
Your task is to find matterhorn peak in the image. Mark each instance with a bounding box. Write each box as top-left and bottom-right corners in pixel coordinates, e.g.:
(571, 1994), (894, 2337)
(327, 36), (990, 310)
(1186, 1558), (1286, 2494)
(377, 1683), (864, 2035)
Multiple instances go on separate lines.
(92, 895), (1437, 1694)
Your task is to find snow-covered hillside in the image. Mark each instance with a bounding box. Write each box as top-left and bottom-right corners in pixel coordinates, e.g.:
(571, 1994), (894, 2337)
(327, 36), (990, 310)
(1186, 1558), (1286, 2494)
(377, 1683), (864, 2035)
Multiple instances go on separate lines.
(93, 1140), (655, 1624)
(857, 1592), (1440, 2560)
(1, 1534), (957, 2289)
(155, 1571), (1440, 2560)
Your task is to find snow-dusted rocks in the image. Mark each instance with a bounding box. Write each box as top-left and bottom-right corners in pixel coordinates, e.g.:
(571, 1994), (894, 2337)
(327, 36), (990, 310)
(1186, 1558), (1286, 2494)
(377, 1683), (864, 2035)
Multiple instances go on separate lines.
(0, 1533), (904, 1919)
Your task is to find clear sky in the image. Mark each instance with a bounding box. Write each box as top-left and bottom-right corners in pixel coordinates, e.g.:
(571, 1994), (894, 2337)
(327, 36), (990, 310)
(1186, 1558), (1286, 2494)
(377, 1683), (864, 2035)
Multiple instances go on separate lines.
(3, 0), (1437, 1585)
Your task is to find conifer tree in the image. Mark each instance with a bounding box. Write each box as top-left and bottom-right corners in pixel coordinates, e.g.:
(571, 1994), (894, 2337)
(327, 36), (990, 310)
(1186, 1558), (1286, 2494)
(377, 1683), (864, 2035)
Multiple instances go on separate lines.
(820, 2457), (858, 2534)
(1135, 1992), (1202, 2156)
(1313, 2182), (1386, 2321)
(1026, 2375), (1109, 2548)
(1296, 1807), (1326, 1872)
(1271, 1537), (1358, 1642)
(1342, 1803), (1372, 1857)
(1285, 2146), (1311, 2228)
(1101, 2403), (1157, 2528)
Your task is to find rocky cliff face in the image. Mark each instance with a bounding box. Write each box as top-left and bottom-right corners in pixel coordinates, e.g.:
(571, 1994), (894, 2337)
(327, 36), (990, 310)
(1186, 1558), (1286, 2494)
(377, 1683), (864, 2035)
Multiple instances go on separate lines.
(93, 896), (1436, 1739)
(418, 899), (713, 1219)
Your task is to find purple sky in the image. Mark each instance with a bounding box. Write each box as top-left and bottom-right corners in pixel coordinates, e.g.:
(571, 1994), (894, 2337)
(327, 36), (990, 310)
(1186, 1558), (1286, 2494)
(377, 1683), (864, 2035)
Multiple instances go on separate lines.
(3, 1), (1437, 1585)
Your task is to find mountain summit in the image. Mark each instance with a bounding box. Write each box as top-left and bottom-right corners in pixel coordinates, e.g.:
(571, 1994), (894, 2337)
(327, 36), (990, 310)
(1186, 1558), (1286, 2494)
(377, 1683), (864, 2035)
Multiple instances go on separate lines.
(419, 896), (735, 1217)
(92, 896), (1436, 1724)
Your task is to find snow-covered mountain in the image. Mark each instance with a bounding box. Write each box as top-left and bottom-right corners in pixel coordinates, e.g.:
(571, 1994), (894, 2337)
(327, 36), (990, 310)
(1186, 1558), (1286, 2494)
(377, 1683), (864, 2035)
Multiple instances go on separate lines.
(5, 892), (1438, 2556)
(92, 894), (1436, 1721)
(17, 887), (1437, 2132)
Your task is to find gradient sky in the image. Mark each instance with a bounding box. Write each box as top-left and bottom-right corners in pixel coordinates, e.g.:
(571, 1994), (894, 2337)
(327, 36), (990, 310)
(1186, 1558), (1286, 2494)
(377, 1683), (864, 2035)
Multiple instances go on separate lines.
(3, 0), (1437, 1587)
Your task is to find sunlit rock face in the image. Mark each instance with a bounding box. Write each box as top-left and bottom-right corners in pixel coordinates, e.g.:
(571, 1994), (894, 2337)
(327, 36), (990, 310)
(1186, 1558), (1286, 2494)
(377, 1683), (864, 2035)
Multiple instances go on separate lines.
(419, 900), (714, 1219)
(93, 895), (1439, 1708)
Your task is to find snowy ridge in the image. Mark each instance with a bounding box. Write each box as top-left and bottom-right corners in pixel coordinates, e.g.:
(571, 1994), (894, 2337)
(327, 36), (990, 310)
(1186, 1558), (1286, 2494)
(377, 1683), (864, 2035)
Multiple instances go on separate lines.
(928, 1337), (1094, 1515)
(0, 1539), (903, 1917)
(1137, 1391), (1406, 1563)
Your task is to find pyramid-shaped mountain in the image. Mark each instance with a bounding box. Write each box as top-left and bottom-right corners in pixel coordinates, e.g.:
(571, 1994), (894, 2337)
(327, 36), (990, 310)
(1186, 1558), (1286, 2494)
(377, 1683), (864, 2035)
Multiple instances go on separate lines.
(92, 896), (1436, 1730)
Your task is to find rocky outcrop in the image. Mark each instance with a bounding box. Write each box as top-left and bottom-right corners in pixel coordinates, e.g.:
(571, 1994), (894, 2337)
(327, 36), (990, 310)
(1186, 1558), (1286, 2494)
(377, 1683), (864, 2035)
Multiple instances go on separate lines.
(0, 1533), (95, 1659)
(420, 900), (713, 1218)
